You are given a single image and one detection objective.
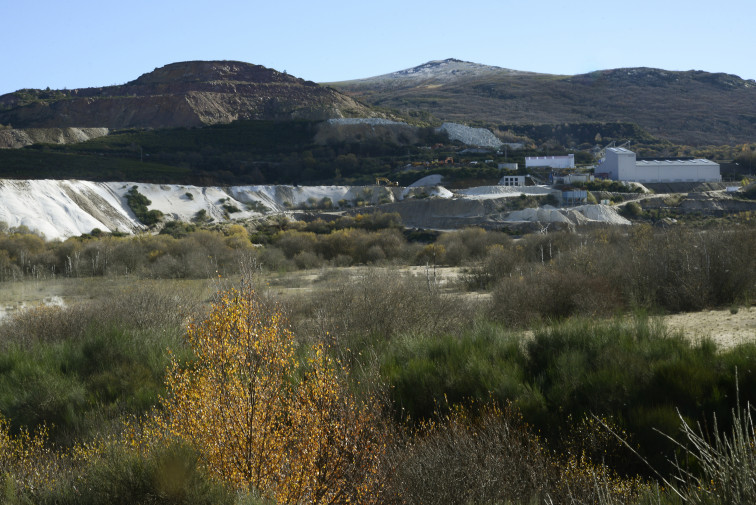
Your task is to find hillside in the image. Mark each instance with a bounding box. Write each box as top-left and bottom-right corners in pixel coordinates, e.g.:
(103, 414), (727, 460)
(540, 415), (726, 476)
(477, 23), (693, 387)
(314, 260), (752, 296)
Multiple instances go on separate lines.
(0, 61), (378, 130)
(330, 59), (756, 145)
(0, 179), (636, 240)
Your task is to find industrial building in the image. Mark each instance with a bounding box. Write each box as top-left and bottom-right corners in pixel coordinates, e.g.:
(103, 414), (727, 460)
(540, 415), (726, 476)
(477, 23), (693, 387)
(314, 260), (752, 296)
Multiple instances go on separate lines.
(525, 154), (575, 169)
(499, 175), (526, 186)
(597, 148), (721, 183)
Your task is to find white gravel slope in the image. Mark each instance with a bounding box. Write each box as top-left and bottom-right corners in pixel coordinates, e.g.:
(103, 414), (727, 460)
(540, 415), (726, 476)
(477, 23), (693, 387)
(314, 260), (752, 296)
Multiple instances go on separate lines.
(0, 180), (631, 240)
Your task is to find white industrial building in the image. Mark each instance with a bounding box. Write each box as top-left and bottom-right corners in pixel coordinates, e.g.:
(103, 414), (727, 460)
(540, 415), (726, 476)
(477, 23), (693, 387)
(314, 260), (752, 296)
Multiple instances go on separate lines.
(499, 175), (526, 186)
(525, 154), (575, 169)
(597, 148), (721, 183)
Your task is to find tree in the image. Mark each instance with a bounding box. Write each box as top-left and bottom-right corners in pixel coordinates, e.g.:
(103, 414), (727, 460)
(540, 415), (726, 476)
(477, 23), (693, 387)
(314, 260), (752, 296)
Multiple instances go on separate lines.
(148, 285), (388, 504)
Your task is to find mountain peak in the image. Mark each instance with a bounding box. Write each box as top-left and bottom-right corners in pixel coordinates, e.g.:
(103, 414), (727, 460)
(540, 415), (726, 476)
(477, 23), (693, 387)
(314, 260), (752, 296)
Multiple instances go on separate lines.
(129, 60), (303, 86)
(388, 58), (516, 79)
(341, 59), (536, 87)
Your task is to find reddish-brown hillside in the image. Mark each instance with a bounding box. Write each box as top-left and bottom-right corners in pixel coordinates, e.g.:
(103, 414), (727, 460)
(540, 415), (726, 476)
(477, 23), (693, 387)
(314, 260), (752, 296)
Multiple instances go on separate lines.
(0, 61), (377, 129)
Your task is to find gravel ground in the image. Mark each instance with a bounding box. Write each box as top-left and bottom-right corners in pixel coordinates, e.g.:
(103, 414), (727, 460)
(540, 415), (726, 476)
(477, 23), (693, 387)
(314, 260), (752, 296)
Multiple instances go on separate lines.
(436, 122), (503, 148)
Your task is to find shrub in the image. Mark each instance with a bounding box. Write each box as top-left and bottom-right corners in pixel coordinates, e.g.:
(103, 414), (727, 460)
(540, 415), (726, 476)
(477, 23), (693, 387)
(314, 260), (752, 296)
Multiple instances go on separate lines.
(192, 209), (211, 223)
(137, 285), (389, 503)
(0, 284), (196, 444)
(221, 203), (241, 214)
(489, 267), (621, 326)
(293, 270), (477, 358)
(273, 229), (318, 259)
(665, 402), (756, 504)
(39, 441), (248, 505)
(621, 201), (643, 218)
(385, 403), (645, 505)
(125, 186), (163, 226)
(380, 325), (542, 423)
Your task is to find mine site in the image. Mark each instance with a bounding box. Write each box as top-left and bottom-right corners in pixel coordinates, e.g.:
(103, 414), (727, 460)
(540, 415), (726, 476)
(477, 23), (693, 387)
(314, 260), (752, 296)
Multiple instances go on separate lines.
(1, 49), (755, 505)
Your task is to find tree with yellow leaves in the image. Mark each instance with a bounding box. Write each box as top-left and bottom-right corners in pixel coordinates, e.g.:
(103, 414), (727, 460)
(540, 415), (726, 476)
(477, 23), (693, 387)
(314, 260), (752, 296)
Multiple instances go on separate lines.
(151, 285), (388, 504)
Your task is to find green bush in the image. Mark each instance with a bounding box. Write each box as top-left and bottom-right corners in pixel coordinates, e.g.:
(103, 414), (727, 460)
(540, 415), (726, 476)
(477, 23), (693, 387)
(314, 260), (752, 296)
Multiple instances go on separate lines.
(0, 286), (194, 444)
(379, 313), (756, 478)
(380, 323), (543, 423)
(40, 442), (256, 505)
(621, 201), (643, 218)
(125, 186), (163, 226)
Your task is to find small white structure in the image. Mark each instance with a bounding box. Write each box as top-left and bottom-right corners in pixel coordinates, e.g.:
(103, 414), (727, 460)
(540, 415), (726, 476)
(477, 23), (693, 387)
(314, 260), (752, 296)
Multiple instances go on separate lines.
(598, 148), (721, 183)
(526, 154), (575, 169)
(499, 175), (526, 187)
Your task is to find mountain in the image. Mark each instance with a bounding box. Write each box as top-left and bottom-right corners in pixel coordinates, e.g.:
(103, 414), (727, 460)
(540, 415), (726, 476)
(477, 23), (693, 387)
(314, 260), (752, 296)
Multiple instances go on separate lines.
(330, 59), (756, 145)
(0, 61), (377, 130)
(339, 58), (535, 87)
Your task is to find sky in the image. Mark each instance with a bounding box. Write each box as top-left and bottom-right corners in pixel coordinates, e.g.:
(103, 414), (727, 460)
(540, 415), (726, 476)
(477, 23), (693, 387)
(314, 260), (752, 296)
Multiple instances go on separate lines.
(2, 0), (755, 95)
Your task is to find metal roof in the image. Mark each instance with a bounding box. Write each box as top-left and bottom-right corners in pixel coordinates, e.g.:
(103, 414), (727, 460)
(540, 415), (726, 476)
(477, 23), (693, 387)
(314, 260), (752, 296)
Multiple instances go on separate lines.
(606, 147), (634, 154)
(635, 159), (719, 166)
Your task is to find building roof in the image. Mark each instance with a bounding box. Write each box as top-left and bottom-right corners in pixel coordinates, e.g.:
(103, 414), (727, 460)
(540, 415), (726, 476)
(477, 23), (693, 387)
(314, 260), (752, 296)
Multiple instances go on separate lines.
(606, 147), (634, 154)
(635, 159), (719, 167)
(526, 154), (574, 160)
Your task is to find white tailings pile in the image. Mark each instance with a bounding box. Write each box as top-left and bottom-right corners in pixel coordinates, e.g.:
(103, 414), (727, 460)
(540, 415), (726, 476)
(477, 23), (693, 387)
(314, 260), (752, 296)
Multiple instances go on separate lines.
(0, 180), (399, 240)
(0, 180), (141, 239)
(402, 175), (453, 199)
(505, 204), (630, 225)
(575, 204), (632, 225)
(0, 179), (630, 241)
(436, 122), (503, 148)
(458, 185), (557, 200)
(407, 174), (444, 188)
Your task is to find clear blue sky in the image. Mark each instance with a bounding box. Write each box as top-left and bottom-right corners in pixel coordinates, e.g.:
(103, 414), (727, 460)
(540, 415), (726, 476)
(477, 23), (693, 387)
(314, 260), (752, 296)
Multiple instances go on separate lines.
(2, 0), (754, 95)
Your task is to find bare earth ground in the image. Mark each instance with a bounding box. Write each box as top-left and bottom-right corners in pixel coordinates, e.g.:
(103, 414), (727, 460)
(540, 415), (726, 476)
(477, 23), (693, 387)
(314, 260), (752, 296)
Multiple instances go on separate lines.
(662, 306), (756, 349)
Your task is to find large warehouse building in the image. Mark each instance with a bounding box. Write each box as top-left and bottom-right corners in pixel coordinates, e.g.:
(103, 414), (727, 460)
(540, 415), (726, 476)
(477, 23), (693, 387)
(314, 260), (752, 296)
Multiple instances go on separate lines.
(525, 154), (575, 169)
(596, 148), (721, 183)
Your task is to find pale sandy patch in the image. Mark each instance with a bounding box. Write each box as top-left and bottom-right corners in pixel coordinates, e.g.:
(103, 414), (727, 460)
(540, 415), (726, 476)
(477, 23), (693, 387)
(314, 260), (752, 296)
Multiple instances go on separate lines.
(663, 306), (756, 349)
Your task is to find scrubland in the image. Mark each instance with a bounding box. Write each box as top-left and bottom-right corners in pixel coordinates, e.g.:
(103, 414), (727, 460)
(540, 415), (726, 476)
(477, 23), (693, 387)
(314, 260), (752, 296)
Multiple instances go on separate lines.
(1, 215), (755, 504)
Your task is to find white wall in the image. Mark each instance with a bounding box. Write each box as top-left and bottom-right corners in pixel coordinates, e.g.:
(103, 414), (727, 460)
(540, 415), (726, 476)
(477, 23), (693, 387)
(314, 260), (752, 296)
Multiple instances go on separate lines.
(599, 148), (636, 180)
(499, 175), (526, 186)
(629, 161), (721, 182)
(599, 148), (720, 182)
(525, 154), (574, 169)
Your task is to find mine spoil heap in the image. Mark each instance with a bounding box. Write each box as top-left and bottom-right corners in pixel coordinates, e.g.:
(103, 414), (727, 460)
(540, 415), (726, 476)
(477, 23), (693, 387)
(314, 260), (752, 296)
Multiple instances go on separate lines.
(0, 61), (375, 129)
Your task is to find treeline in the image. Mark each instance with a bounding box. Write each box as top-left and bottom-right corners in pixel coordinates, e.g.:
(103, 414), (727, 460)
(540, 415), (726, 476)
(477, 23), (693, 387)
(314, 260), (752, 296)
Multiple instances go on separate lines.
(500, 121), (658, 149)
(0, 120), (448, 185)
(1, 217), (754, 317)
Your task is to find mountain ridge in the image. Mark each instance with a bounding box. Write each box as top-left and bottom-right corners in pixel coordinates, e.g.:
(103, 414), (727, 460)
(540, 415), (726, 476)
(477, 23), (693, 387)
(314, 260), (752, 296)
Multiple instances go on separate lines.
(330, 58), (538, 87)
(0, 60), (379, 130)
(331, 59), (756, 145)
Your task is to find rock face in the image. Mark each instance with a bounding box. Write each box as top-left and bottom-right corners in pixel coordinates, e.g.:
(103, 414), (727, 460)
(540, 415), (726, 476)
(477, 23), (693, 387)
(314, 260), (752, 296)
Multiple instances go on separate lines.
(0, 127), (109, 148)
(0, 61), (376, 130)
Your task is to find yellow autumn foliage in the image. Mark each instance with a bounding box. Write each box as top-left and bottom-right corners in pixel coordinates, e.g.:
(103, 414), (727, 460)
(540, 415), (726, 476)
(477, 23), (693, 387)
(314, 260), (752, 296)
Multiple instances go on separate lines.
(144, 285), (388, 504)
